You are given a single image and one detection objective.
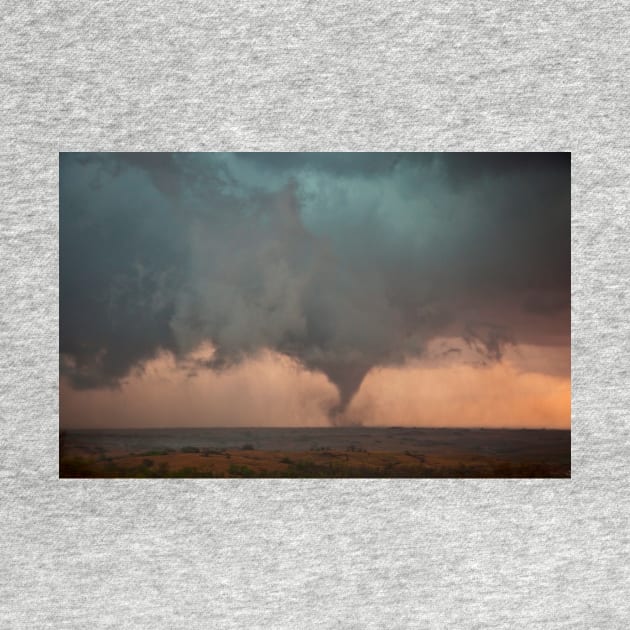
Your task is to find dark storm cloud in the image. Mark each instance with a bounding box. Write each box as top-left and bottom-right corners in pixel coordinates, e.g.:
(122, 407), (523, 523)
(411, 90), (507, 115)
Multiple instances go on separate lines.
(236, 151), (569, 181)
(432, 151), (570, 183)
(60, 153), (185, 388)
(60, 152), (570, 421)
(235, 152), (400, 176)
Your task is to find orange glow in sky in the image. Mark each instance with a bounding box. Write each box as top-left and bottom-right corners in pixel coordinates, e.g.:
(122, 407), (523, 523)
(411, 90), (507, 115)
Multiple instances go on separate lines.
(60, 339), (570, 429)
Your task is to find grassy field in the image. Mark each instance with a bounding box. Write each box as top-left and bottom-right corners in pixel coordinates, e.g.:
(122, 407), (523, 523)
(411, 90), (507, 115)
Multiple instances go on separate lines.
(60, 432), (570, 478)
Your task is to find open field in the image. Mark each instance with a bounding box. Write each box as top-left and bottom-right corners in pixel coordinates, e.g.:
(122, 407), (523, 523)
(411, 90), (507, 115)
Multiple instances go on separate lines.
(60, 427), (570, 478)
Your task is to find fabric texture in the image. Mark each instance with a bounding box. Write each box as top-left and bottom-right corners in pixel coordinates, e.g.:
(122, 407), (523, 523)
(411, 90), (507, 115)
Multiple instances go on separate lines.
(1, 2), (628, 628)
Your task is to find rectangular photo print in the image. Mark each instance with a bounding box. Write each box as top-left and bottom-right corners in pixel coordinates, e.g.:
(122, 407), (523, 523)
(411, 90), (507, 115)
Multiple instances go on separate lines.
(60, 152), (570, 478)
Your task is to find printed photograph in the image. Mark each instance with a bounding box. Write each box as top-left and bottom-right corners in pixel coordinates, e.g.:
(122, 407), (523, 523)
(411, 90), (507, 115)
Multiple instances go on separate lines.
(59, 152), (570, 478)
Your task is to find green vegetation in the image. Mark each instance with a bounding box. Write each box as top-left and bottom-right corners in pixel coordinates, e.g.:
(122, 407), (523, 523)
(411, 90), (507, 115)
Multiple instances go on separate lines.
(228, 464), (254, 477)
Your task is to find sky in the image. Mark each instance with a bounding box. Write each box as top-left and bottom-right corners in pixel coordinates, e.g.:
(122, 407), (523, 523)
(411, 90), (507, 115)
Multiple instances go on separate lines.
(59, 152), (570, 429)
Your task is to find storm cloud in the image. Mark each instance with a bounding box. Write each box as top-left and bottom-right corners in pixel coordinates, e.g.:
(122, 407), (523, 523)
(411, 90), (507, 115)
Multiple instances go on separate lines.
(60, 152), (570, 424)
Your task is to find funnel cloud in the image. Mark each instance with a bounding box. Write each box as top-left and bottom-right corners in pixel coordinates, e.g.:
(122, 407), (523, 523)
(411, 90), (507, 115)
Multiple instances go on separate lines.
(60, 152), (570, 426)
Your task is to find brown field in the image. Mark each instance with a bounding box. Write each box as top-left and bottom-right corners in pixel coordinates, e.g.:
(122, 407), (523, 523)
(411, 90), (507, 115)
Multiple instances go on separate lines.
(59, 428), (570, 478)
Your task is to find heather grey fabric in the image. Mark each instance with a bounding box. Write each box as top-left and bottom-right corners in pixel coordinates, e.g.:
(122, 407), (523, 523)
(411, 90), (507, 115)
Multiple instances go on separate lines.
(1, 2), (628, 628)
